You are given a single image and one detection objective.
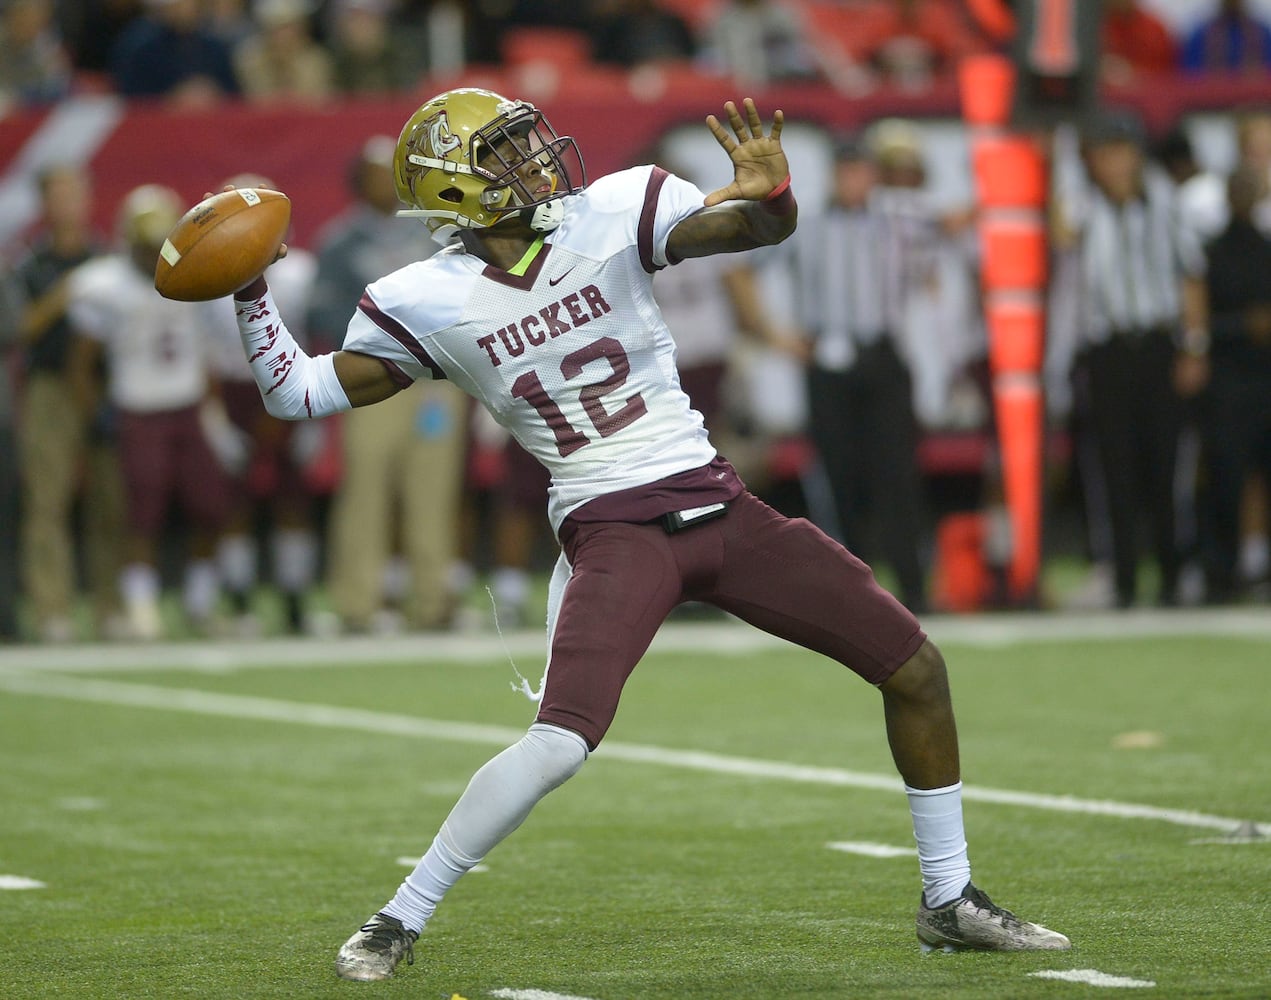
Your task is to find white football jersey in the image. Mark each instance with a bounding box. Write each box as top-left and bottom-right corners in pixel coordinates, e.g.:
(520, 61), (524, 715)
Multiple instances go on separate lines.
(67, 254), (211, 413)
(341, 166), (716, 530)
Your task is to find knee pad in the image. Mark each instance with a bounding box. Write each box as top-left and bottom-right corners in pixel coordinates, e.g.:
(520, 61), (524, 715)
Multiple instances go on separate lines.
(522, 722), (589, 789)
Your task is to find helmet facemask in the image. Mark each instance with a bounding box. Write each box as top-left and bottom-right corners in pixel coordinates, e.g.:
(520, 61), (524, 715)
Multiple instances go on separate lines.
(395, 90), (586, 244)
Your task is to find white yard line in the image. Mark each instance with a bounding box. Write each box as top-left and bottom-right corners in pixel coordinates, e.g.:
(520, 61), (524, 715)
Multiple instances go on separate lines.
(0, 670), (1259, 834)
(1028, 969), (1156, 988)
(826, 842), (916, 858)
(0, 875), (46, 890)
(490, 990), (601, 1000)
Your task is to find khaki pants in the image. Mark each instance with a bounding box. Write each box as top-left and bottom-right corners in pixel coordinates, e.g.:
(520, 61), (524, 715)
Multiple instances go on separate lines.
(326, 380), (465, 629)
(19, 373), (85, 626)
(18, 372), (125, 631)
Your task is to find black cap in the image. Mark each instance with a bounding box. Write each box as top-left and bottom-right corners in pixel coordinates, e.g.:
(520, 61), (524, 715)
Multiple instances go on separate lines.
(1082, 110), (1146, 148)
(832, 133), (873, 163)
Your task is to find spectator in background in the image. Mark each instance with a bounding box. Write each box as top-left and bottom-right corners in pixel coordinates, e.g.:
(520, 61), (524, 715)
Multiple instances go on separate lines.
(66, 185), (229, 640)
(235, 0), (334, 104)
(0, 0), (72, 111)
(3, 165), (124, 643)
(395, 0), (503, 72)
(1153, 127), (1229, 241)
(839, 0), (987, 90)
(328, 0), (424, 95)
(588, 0), (696, 69)
(1101, 0), (1177, 84)
(306, 137), (466, 634)
(1196, 164), (1271, 601)
(1181, 0), (1271, 74)
(204, 0), (255, 50)
(1067, 114), (1208, 608)
(1233, 107), (1271, 233)
(202, 174), (322, 636)
(699, 0), (823, 89)
(109, 0), (240, 104)
(57, 0), (142, 76)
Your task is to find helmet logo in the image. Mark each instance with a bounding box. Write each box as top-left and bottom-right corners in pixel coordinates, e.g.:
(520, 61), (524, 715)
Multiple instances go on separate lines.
(424, 111), (462, 159)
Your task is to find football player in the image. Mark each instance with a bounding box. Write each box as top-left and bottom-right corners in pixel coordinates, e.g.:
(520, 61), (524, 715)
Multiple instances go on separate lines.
(67, 184), (230, 640)
(229, 89), (1070, 980)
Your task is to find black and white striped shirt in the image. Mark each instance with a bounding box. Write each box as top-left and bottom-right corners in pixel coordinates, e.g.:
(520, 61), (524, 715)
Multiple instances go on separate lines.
(1078, 167), (1205, 342)
(791, 197), (904, 371)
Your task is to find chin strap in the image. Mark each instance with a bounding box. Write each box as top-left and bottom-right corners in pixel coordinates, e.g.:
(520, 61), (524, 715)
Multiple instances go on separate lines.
(526, 198), (564, 233)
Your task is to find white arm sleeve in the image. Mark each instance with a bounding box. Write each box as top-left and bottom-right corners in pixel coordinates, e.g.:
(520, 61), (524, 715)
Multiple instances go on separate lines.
(235, 282), (352, 420)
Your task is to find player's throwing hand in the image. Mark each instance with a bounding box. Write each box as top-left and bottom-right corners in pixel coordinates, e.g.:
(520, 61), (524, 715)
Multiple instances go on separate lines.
(703, 98), (789, 207)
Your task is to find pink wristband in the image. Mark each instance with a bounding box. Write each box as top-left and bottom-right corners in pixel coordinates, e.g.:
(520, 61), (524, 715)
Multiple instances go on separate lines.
(761, 175), (795, 215)
(764, 175), (792, 200)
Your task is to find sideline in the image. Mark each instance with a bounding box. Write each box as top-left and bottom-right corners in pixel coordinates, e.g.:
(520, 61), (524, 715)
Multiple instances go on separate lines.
(2, 607), (1270, 674)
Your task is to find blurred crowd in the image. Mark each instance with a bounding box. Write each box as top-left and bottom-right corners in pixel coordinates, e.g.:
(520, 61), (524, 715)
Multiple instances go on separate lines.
(2, 0), (1271, 112)
(2, 1), (1271, 643)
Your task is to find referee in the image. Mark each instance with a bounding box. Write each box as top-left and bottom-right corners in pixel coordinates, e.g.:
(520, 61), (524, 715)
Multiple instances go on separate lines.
(1072, 113), (1208, 608)
(792, 135), (929, 613)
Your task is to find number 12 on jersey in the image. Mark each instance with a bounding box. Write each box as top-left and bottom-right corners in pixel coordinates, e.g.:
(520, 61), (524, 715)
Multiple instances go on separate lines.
(510, 336), (648, 457)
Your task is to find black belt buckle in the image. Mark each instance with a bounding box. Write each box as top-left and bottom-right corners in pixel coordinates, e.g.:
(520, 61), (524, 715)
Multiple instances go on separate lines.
(662, 501), (729, 534)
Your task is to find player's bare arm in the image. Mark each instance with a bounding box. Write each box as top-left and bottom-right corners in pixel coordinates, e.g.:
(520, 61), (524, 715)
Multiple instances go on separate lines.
(667, 99), (797, 261)
(332, 349), (404, 406)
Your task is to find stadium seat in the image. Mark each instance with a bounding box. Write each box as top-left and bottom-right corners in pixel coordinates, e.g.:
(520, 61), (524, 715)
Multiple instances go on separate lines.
(500, 27), (593, 70)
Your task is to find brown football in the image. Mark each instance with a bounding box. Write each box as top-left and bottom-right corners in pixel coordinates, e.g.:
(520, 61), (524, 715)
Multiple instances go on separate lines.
(154, 188), (290, 302)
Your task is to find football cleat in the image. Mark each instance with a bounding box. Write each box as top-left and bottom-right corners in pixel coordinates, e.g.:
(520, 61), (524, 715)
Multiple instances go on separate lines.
(334, 912), (418, 981)
(916, 882), (1071, 952)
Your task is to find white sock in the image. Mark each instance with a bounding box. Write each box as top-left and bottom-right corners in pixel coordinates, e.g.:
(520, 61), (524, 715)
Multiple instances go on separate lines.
(182, 559), (220, 621)
(120, 562), (160, 606)
(271, 529), (317, 593)
(906, 781), (971, 908)
(448, 559), (476, 596)
(217, 534), (256, 595)
(382, 555), (410, 603)
(491, 566), (530, 609)
(1239, 534), (1269, 583)
(380, 723), (588, 932)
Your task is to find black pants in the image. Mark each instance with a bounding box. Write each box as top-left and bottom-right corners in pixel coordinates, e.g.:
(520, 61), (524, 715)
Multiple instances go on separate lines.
(1082, 330), (1183, 605)
(1198, 355), (1271, 596)
(807, 340), (927, 611)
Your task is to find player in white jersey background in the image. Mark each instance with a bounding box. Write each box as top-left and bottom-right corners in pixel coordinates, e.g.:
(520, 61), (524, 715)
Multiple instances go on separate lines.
(67, 184), (230, 641)
(227, 88), (1070, 981)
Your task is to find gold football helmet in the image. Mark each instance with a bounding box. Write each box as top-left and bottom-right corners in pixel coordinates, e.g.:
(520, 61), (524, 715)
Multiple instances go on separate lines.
(118, 183), (183, 250)
(394, 87), (585, 243)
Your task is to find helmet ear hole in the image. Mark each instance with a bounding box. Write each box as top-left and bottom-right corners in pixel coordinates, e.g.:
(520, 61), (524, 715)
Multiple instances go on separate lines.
(438, 187), (463, 204)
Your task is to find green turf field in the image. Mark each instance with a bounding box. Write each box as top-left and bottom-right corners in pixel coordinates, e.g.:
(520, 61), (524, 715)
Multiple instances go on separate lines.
(1, 613), (1268, 999)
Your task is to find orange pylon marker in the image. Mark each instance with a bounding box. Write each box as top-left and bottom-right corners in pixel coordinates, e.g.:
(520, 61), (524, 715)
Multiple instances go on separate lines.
(959, 53), (1048, 602)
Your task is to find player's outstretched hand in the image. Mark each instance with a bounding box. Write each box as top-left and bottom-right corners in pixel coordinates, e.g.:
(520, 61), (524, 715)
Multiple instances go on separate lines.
(703, 98), (789, 207)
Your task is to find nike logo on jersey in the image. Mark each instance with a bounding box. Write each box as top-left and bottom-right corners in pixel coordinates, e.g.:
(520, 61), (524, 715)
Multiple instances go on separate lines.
(476, 284), (614, 368)
(548, 266), (577, 287)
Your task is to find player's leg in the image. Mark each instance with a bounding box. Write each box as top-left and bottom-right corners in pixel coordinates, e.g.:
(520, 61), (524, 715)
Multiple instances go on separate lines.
(175, 405), (231, 633)
(336, 721), (590, 982)
(116, 411), (175, 640)
(700, 492), (1069, 950)
(337, 520), (685, 981)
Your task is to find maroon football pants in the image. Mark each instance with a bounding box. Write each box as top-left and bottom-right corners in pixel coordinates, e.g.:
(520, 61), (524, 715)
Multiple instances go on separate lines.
(537, 490), (926, 748)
